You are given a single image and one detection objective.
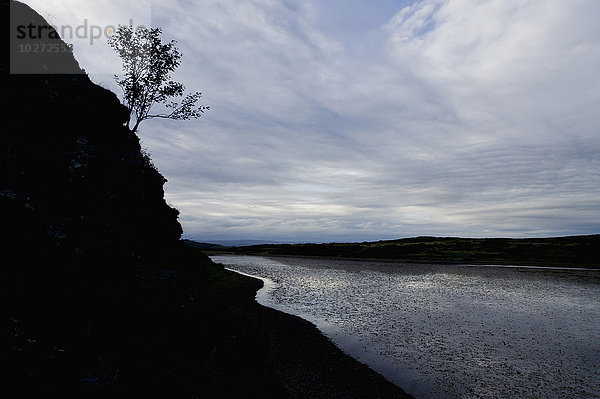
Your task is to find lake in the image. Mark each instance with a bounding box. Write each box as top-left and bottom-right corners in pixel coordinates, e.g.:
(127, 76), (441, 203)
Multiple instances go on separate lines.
(210, 255), (600, 399)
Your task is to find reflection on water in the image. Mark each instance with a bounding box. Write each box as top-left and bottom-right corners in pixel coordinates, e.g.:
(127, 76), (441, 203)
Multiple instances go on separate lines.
(211, 255), (600, 399)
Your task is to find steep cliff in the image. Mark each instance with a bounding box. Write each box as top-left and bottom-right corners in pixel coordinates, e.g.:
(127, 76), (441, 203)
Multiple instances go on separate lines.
(2, 1), (202, 396)
(3, 0), (183, 263)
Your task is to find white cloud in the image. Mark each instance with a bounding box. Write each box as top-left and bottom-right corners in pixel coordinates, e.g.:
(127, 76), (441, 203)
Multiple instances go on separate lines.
(21, 0), (600, 241)
(153, 0), (600, 241)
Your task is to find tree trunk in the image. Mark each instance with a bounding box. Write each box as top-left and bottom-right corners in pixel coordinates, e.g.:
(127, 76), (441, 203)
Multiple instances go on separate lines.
(131, 119), (142, 134)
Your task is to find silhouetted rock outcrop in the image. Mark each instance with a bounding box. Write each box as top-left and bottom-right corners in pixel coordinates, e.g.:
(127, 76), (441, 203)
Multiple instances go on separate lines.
(3, 0), (182, 263)
(2, 1), (203, 396)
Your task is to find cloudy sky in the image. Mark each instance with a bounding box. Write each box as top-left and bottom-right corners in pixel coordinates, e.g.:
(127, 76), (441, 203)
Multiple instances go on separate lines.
(24, 0), (600, 242)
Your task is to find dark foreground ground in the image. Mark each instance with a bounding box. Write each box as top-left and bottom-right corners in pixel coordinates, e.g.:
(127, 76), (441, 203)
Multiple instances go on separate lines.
(5, 244), (410, 398)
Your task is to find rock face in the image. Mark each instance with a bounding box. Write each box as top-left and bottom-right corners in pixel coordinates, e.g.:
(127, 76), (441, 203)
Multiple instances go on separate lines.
(2, 0), (183, 264)
(2, 1), (203, 396)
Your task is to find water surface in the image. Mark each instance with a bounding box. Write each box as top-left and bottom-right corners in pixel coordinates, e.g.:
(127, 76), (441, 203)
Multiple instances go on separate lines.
(211, 255), (600, 399)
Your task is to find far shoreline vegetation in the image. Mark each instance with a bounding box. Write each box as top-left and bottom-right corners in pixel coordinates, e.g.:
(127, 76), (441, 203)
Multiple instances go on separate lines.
(187, 234), (599, 269)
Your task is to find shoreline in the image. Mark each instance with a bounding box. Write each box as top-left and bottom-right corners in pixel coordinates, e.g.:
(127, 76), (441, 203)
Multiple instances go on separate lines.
(212, 253), (600, 398)
(209, 260), (413, 398)
(224, 265), (430, 395)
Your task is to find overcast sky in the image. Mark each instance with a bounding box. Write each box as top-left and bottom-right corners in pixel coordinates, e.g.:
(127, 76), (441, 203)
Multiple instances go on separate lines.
(23, 0), (600, 242)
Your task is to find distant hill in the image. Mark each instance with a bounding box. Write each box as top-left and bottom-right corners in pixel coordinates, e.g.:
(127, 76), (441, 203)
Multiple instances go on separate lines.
(182, 239), (232, 251)
(188, 239), (294, 247)
(233, 235), (600, 268)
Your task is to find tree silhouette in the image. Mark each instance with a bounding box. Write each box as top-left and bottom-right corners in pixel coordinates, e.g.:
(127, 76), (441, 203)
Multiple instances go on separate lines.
(108, 25), (208, 134)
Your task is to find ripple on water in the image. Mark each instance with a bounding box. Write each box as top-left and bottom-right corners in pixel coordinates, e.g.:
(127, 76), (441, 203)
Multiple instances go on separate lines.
(211, 255), (600, 399)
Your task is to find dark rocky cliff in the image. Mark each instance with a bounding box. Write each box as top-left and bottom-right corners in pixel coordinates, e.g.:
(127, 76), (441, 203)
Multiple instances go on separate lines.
(2, 1), (205, 396)
(3, 0), (183, 262)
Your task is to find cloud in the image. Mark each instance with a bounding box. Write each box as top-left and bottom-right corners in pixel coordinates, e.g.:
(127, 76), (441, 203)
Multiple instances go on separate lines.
(21, 0), (600, 241)
(147, 0), (600, 241)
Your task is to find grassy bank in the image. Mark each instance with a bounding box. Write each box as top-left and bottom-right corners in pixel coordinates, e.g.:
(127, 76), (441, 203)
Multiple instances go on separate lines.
(228, 235), (599, 268)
